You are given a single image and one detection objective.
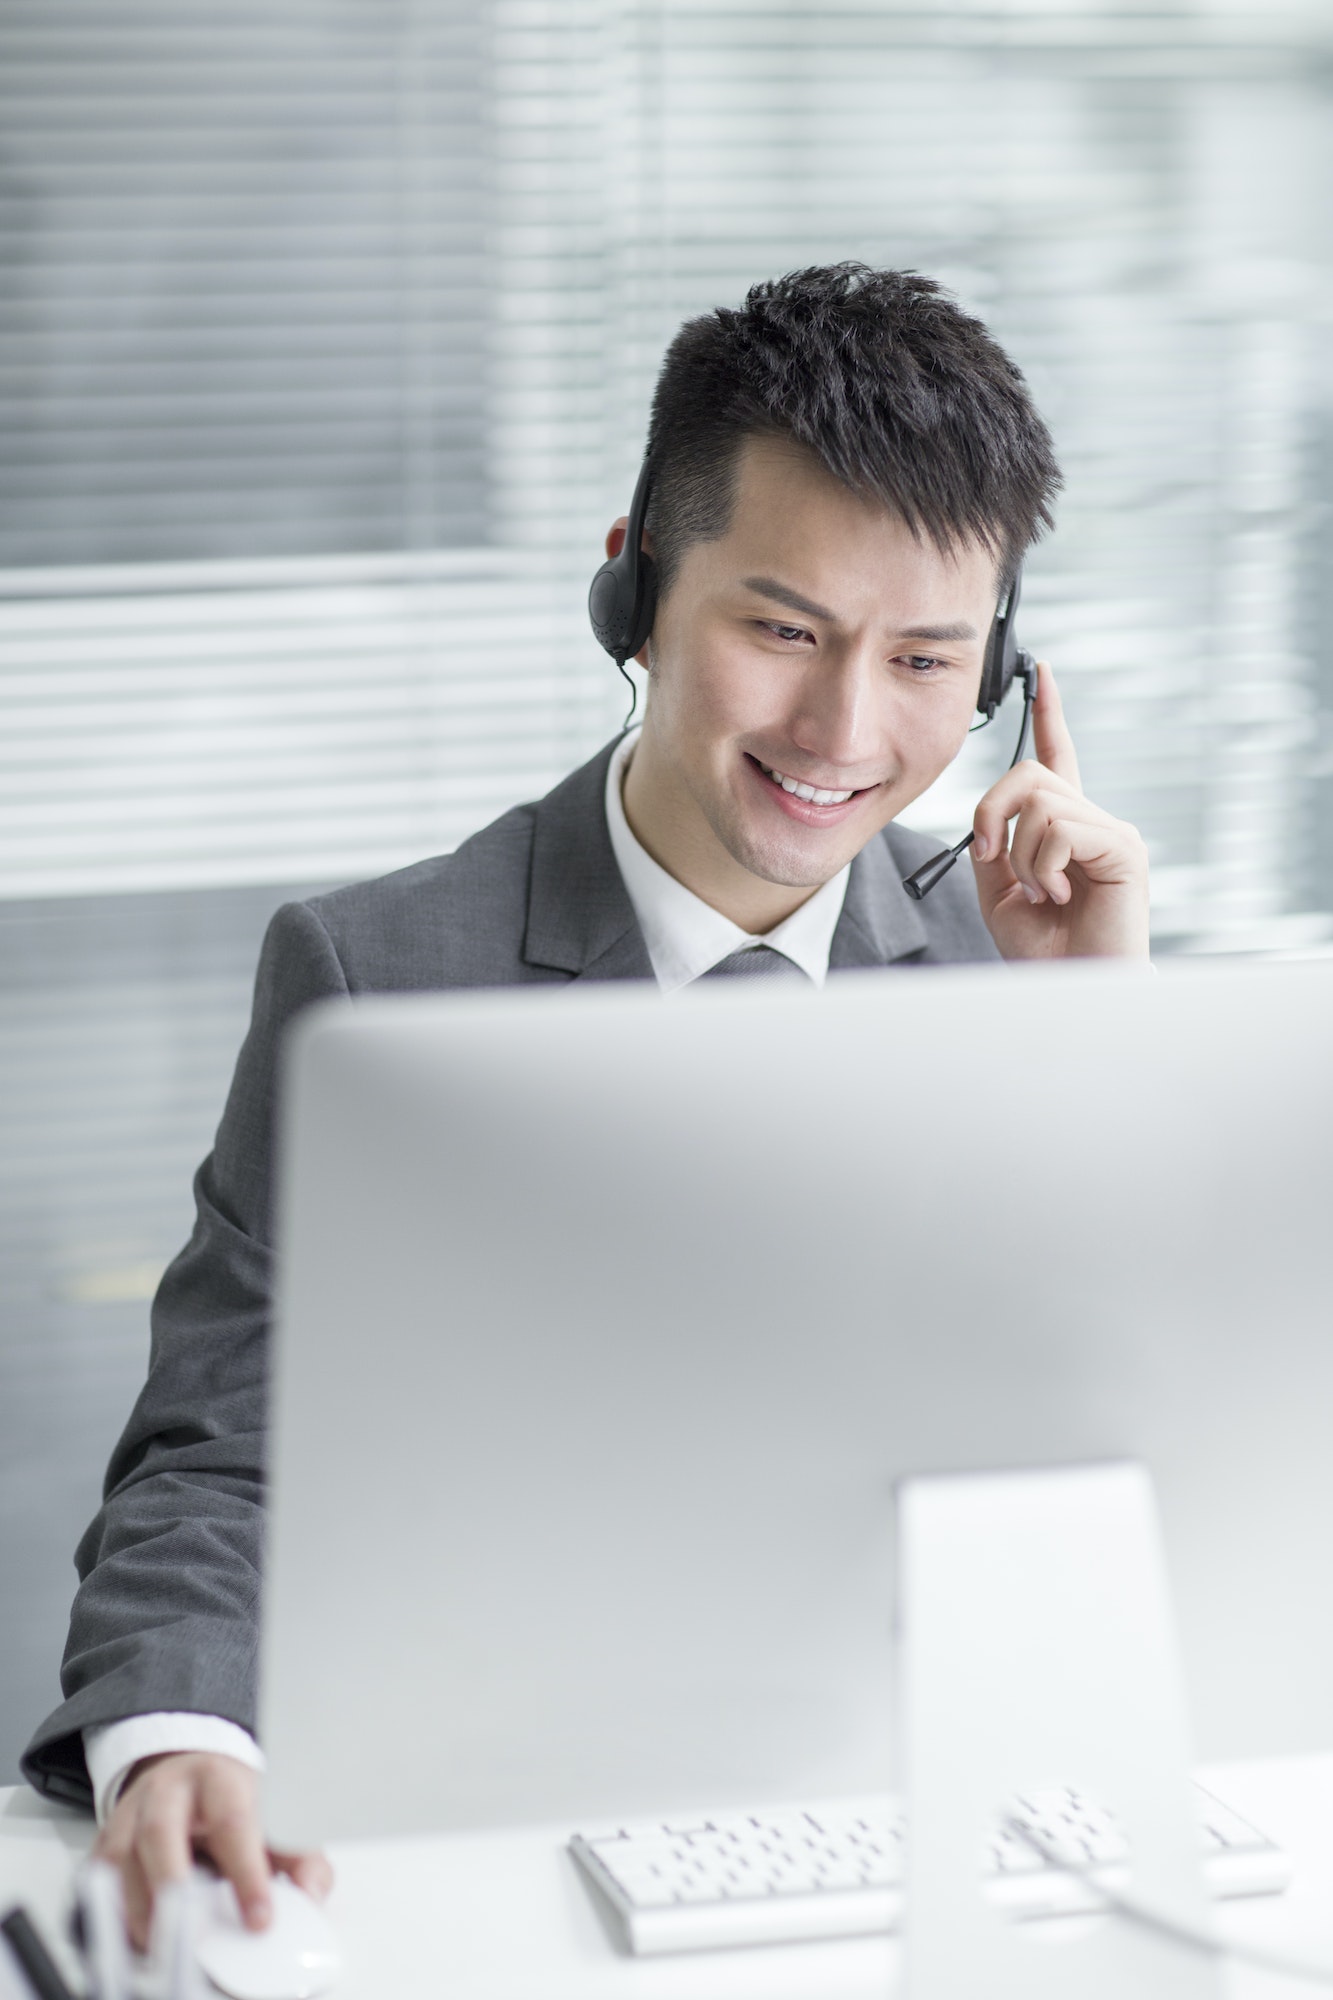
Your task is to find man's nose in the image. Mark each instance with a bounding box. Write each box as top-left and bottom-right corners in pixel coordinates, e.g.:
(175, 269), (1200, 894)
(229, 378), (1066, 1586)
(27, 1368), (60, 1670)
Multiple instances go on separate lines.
(786, 641), (881, 770)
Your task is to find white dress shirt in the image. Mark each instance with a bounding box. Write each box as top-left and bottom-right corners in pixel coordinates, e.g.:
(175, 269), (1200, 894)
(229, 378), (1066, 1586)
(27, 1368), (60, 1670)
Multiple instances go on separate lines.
(604, 728), (849, 991)
(82, 729), (851, 1821)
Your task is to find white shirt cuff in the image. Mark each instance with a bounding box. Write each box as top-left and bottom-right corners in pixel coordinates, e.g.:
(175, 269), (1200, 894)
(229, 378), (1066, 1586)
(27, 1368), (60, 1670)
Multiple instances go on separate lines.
(83, 1714), (266, 1826)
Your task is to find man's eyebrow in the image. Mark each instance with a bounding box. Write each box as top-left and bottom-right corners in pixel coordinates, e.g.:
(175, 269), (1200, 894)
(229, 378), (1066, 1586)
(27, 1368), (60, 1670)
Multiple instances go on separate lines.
(741, 576), (979, 644)
(898, 620), (980, 643)
(741, 576), (839, 623)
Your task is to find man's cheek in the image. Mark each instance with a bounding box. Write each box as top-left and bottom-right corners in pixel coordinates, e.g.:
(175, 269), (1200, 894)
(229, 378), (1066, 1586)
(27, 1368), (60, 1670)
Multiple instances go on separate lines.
(914, 717), (973, 778)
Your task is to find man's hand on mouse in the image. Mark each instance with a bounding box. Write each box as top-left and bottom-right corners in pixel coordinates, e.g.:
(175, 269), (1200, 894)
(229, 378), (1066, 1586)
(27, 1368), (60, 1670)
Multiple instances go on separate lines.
(969, 659), (1150, 961)
(92, 1750), (333, 1952)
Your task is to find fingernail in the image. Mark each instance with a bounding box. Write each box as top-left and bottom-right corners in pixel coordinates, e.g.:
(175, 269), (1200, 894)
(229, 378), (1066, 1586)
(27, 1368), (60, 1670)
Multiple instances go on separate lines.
(1021, 883), (1042, 904)
(974, 832), (989, 859)
(247, 1897), (272, 1929)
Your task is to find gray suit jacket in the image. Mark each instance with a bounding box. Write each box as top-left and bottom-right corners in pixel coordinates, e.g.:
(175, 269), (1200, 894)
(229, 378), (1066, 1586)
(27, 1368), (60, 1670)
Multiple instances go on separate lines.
(22, 738), (997, 1806)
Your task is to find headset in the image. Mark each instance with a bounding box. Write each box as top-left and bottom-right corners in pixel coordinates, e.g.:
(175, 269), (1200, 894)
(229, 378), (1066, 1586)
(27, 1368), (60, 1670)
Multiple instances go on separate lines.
(588, 458), (1038, 901)
(899, 571), (1038, 901)
(588, 458), (659, 674)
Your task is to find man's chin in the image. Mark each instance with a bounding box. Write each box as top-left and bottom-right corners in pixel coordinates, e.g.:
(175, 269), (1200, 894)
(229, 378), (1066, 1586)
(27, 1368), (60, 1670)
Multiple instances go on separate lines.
(721, 827), (858, 893)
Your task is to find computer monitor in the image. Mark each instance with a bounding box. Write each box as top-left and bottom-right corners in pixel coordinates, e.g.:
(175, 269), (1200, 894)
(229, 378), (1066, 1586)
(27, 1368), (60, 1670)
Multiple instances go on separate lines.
(259, 958), (1333, 1850)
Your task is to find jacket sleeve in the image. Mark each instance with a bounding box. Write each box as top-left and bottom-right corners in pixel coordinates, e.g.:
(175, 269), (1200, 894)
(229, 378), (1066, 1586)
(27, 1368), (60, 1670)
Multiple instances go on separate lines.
(20, 901), (350, 1809)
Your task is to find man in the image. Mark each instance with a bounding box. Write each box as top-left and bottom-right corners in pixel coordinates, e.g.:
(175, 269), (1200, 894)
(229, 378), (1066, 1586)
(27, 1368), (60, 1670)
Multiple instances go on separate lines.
(22, 265), (1148, 1942)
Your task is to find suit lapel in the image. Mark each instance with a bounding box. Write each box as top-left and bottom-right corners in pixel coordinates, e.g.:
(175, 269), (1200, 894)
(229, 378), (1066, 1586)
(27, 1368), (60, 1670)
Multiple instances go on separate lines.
(830, 829), (930, 970)
(523, 739), (655, 982)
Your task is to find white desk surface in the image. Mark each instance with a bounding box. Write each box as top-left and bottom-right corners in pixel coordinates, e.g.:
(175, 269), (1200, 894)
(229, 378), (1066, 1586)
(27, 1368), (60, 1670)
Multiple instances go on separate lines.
(5, 1759), (1333, 1998)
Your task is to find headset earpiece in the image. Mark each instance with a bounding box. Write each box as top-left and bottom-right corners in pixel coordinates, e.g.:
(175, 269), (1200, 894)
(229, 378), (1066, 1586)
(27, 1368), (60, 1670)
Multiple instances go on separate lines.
(588, 460), (659, 666)
(978, 567), (1025, 721)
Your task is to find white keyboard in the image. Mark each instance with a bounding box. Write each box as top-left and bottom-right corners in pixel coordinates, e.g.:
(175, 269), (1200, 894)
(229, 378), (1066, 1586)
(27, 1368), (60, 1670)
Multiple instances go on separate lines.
(570, 1782), (1292, 1955)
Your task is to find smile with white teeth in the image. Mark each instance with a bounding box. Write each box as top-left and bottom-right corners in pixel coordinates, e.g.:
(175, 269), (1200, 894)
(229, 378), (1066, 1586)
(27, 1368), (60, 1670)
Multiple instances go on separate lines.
(758, 760), (856, 806)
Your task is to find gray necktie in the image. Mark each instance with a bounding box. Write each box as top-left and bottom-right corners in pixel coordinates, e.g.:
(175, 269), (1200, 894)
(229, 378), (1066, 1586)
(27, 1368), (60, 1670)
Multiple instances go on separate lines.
(701, 945), (807, 981)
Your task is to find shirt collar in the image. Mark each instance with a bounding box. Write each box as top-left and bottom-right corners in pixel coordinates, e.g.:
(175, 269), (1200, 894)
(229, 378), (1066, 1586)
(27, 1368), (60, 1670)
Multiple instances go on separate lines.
(604, 729), (850, 994)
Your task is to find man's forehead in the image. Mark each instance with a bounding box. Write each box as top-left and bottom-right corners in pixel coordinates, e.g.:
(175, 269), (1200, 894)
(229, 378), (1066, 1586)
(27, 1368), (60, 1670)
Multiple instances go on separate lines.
(724, 434), (1003, 597)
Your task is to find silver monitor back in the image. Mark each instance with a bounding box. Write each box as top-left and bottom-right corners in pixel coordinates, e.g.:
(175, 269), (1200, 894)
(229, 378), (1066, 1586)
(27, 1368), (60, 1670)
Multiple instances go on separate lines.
(261, 960), (1333, 1848)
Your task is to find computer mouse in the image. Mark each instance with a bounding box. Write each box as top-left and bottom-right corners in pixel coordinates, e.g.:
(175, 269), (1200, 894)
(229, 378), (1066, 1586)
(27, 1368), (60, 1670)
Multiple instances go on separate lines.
(192, 1873), (342, 2000)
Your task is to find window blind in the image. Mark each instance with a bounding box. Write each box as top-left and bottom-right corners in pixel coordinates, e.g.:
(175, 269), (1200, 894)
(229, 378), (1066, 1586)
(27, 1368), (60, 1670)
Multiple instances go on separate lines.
(0, 1), (492, 562)
(3, 0), (1332, 951)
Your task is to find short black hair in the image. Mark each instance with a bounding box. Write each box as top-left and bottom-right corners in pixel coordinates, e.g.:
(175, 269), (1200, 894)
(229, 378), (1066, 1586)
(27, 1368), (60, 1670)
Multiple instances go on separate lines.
(644, 263), (1061, 596)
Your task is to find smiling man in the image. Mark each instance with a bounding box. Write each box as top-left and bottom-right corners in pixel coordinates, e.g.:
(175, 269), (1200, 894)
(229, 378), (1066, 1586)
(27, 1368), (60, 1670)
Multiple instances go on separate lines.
(618, 421), (1145, 964)
(23, 264), (1148, 1941)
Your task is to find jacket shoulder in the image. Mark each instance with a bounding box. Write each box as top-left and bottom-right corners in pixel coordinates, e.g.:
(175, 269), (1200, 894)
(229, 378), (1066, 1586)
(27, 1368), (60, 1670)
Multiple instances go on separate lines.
(303, 797), (544, 993)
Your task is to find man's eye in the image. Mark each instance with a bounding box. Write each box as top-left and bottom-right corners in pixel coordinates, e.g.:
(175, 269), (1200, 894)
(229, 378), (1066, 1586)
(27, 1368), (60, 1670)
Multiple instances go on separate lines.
(899, 654), (945, 673)
(764, 622), (812, 645)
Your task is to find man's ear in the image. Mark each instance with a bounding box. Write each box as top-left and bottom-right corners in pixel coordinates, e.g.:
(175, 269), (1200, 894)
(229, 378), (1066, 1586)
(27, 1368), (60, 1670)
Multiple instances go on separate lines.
(605, 517), (658, 564)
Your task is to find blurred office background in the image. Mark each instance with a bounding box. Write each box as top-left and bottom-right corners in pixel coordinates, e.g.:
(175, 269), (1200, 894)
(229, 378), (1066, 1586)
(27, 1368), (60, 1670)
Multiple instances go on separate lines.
(2, 0), (1332, 1778)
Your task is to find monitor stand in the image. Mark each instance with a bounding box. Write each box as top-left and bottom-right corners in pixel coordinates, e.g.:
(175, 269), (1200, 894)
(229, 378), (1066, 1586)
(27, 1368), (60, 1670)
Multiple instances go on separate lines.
(896, 1460), (1223, 1999)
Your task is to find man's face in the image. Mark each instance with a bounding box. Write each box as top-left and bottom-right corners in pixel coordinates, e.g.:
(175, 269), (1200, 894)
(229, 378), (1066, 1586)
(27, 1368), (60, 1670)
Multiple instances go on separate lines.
(634, 434), (1001, 899)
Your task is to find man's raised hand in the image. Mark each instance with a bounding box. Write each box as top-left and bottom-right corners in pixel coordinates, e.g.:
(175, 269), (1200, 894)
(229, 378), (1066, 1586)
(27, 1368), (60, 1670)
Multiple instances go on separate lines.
(969, 660), (1149, 960)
